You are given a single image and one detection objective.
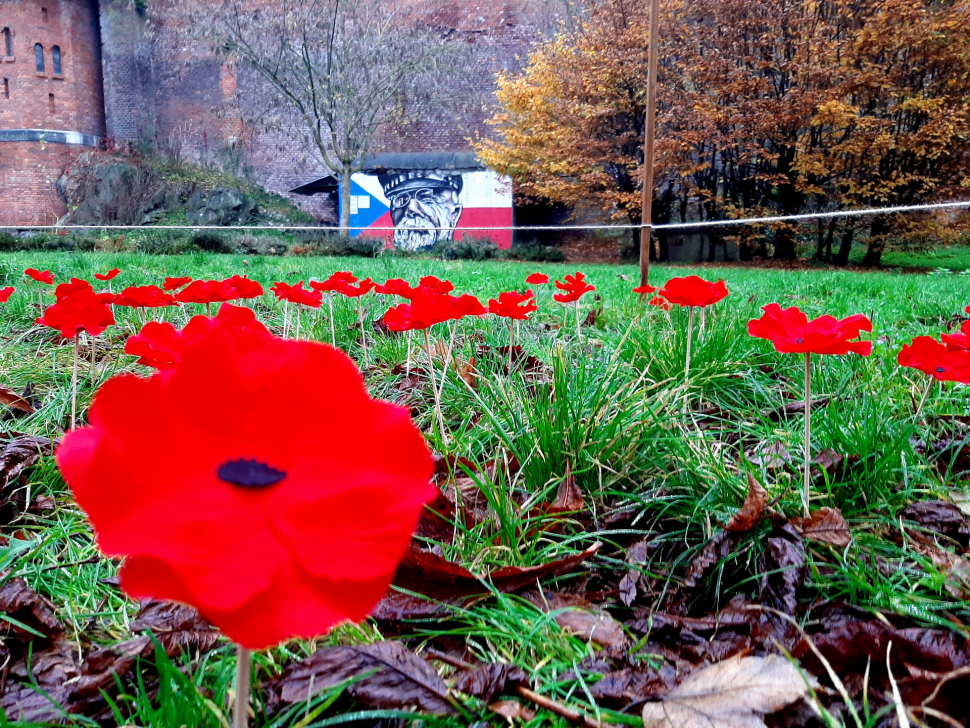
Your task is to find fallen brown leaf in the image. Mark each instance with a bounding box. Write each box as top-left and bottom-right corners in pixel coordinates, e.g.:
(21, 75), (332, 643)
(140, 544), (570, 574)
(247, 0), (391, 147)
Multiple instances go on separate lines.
(725, 473), (768, 533)
(490, 700), (535, 722)
(266, 641), (456, 715)
(451, 663), (527, 703)
(745, 442), (792, 470)
(619, 538), (649, 607)
(641, 654), (813, 728)
(0, 435), (54, 487)
(551, 465), (584, 512)
(791, 507), (852, 548)
(684, 531), (734, 588)
(129, 599), (219, 656)
(0, 577), (63, 641)
(0, 384), (35, 414)
(759, 525), (807, 617)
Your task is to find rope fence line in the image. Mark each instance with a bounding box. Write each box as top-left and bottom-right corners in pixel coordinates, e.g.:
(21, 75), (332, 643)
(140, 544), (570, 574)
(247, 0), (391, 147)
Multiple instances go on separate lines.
(4, 198), (970, 233)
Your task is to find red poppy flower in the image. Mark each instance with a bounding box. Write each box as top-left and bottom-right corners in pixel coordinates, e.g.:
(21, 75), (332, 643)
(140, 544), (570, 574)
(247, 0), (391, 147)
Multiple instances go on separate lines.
(526, 273), (549, 286)
(374, 279), (417, 299)
(311, 272), (358, 293)
(418, 276), (455, 295)
(224, 275), (264, 300)
(942, 322), (970, 351)
(126, 305), (266, 370)
(95, 269), (121, 282)
(898, 337), (970, 383)
(488, 291), (537, 320)
(337, 278), (376, 298)
(177, 280), (237, 306)
(114, 285), (178, 308)
(747, 304), (872, 356)
(56, 320), (435, 649)
(163, 277), (193, 292)
(633, 284), (657, 295)
(25, 269), (54, 285)
(553, 272), (596, 303)
(0, 287), (14, 303)
(55, 278), (95, 300)
(271, 282), (323, 308)
(649, 295), (671, 311)
(384, 290), (482, 331)
(36, 289), (115, 338)
(659, 276), (728, 308)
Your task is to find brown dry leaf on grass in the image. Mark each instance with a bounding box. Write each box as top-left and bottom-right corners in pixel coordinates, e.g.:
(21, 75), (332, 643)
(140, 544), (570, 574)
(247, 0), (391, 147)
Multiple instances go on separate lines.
(641, 654), (814, 728)
(791, 507), (852, 548)
(725, 474), (768, 533)
(0, 384), (35, 414)
(267, 641), (456, 715)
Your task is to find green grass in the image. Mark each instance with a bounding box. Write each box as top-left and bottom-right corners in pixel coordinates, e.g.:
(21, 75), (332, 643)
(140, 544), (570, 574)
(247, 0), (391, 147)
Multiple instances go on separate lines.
(2, 251), (970, 726)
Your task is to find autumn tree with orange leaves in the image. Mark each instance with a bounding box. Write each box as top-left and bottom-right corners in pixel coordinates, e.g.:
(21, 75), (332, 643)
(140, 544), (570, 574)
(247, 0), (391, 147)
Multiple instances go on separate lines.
(479, 0), (970, 265)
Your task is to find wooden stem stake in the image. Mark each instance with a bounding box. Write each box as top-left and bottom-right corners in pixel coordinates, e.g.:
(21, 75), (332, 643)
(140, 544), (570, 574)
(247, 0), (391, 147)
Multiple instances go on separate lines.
(71, 336), (79, 431)
(803, 352), (812, 518)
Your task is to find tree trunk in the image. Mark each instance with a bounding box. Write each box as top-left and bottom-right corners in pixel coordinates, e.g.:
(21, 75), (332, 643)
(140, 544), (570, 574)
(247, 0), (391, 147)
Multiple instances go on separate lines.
(773, 225), (797, 261)
(339, 169), (353, 237)
(737, 228), (753, 261)
(834, 226), (854, 266)
(861, 216), (889, 267)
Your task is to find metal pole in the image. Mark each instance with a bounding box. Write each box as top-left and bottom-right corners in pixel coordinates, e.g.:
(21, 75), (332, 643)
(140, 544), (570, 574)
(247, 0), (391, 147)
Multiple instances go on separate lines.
(640, 0), (662, 289)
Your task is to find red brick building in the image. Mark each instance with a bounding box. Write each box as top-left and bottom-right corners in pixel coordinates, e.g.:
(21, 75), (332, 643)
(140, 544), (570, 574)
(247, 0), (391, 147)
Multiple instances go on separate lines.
(0, 0), (551, 226)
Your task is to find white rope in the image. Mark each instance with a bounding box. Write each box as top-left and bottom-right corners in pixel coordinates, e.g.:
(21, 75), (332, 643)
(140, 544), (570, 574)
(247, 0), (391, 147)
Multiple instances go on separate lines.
(5, 198), (970, 233)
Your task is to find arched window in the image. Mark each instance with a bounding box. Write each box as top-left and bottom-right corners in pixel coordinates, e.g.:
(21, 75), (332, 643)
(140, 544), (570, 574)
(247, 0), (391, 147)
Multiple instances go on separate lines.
(34, 44), (44, 74)
(52, 45), (61, 75)
(2, 28), (11, 58)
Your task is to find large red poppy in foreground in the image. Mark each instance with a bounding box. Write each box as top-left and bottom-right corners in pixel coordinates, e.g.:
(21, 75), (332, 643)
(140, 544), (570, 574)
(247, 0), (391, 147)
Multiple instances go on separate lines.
(659, 276), (728, 308)
(58, 316), (435, 649)
(898, 337), (970, 383)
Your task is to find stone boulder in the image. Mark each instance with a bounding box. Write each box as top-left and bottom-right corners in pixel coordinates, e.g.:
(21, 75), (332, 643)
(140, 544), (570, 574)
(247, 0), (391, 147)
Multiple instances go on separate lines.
(185, 187), (256, 226)
(58, 157), (174, 226)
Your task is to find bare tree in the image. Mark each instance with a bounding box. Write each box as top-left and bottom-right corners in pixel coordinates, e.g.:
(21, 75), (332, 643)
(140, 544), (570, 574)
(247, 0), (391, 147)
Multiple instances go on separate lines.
(171, 0), (455, 233)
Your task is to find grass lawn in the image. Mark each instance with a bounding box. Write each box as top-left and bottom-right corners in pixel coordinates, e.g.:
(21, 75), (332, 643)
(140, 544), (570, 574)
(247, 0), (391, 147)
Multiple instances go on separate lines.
(3, 251), (970, 727)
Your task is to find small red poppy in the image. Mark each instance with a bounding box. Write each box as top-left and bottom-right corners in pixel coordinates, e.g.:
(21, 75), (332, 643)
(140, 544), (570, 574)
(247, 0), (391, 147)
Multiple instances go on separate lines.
(898, 337), (970, 383)
(747, 303), (872, 356)
(57, 320), (435, 649)
(384, 290), (482, 331)
(25, 269), (54, 285)
(488, 290), (537, 320)
(0, 287), (14, 303)
(224, 275), (264, 300)
(337, 278), (376, 298)
(55, 278), (95, 300)
(633, 284), (657, 295)
(311, 272), (358, 293)
(526, 273), (550, 286)
(272, 282), (323, 308)
(95, 269), (121, 282)
(177, 280), (237, 306)
(418, 276), (455, 295)
(553, 272), (596, 303)
(114, 285), (178, 308)
(649, 295), (671, 311)
(374, 279), (417, 299)
(659, 276), (728, 308)
(37, 289), (115, 338)
(163, 277), (193, 292)
(942, 322), (970, 351)
(126, 304), (267, 370)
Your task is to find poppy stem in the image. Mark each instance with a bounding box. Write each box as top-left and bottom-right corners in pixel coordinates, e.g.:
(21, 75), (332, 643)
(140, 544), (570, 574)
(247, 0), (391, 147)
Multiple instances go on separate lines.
(90, 334), (97, 385)
(575, 301), (582, 341)
(71, 336), (79, 430)
(358, 298), (369, 367)
(700, 307), (707, 338)
(424, 330), (444, 434)
(283, 300), (290, 339)
(233, 645), (251, 728)
(206, 302), (212, 317)
(803, 352), (812, 519)
(296, 305), (302, 341)
(915, 375), (935, 418)
(509, 320), (515, 374)
(685, 307), (695, 381)
(329, 292), (336, 347)
(406, 331), (413, 377)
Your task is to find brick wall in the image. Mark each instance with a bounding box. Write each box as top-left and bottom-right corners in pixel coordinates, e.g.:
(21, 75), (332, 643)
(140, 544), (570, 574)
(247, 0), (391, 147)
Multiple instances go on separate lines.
(0, 0), (104, 225)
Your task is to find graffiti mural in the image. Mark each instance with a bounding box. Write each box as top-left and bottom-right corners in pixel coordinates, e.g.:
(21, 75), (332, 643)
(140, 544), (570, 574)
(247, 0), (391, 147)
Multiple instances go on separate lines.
(344, 168), (513, 251)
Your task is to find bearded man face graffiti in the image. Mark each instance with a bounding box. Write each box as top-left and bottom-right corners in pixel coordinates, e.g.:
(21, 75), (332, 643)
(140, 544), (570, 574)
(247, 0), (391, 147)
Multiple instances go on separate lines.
(381, 173), (464, 252)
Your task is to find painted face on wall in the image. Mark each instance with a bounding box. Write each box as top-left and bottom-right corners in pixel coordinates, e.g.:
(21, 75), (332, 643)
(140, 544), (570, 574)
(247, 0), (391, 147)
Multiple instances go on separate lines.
(382, 174), (464, 252)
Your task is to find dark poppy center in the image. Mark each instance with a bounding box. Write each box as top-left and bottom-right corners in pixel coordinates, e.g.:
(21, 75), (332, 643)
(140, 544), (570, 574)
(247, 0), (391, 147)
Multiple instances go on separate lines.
(218, 459), (286, 489)
(796, 338), (804, 344)
(937, 367), (946, 374)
